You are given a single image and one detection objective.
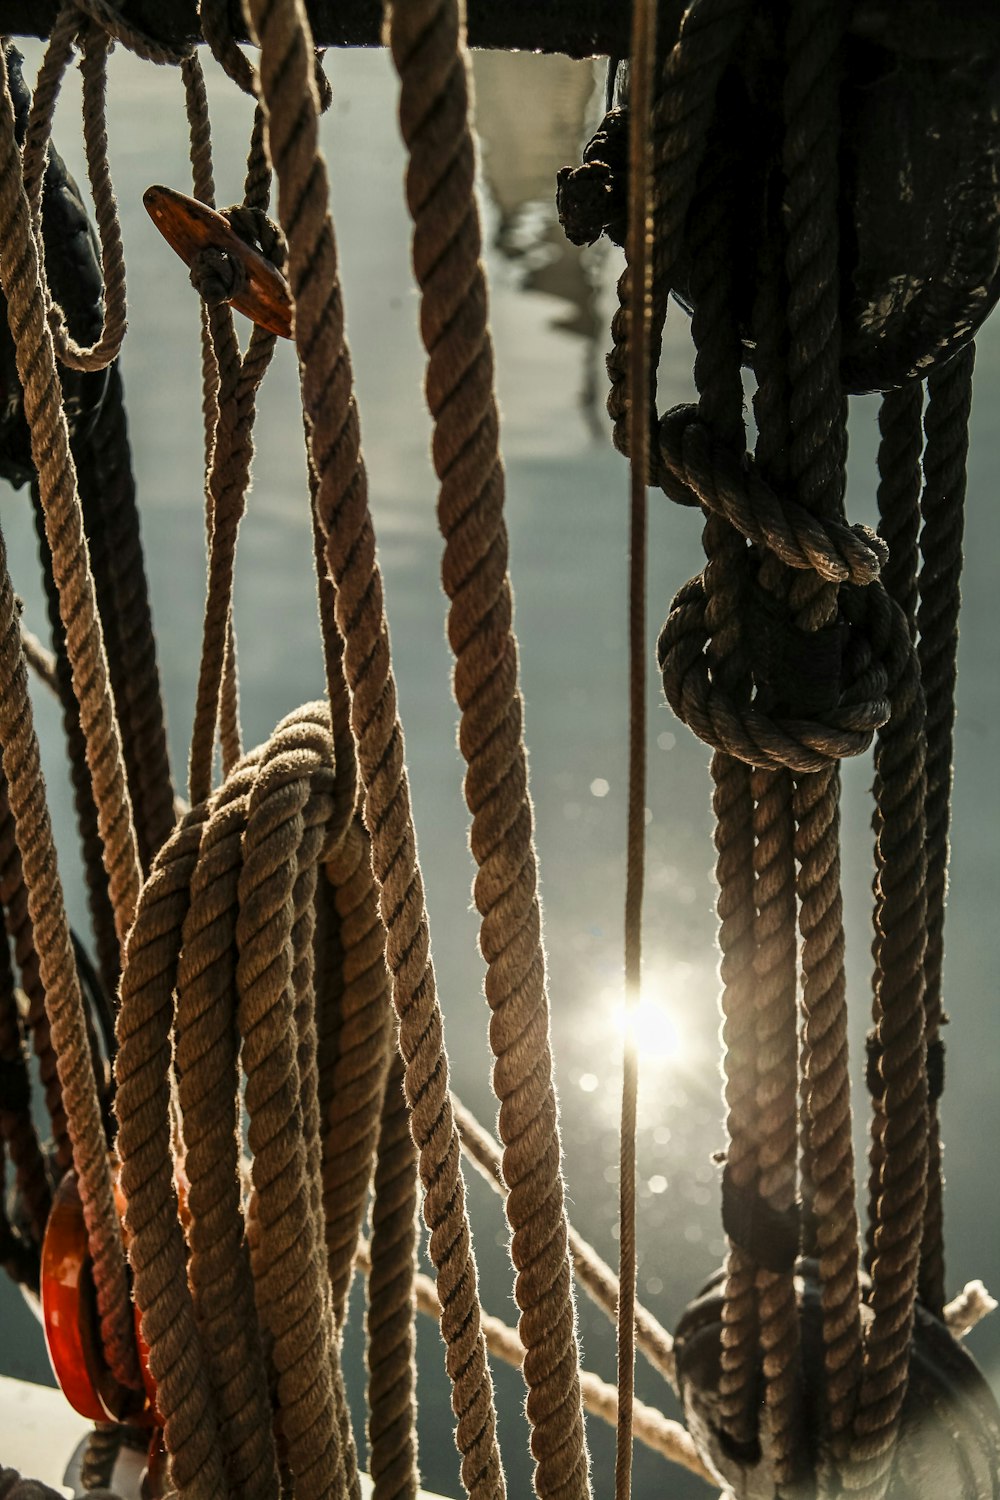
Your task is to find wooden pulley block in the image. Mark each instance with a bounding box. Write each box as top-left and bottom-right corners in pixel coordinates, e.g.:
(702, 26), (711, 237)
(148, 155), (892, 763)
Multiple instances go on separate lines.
(39, 1167), (191, 1497)
(663, 7), (1000, 393)
(673, 1264), (1000, 1498)
(40, 1170), (150, 1427)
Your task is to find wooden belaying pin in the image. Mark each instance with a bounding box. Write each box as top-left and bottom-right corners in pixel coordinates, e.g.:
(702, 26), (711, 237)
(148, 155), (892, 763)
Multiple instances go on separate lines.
(143, 184), (293, 339)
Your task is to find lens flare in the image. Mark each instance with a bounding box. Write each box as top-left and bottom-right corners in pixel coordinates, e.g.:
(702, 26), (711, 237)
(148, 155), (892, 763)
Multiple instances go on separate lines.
(610, 982), (683, 1066)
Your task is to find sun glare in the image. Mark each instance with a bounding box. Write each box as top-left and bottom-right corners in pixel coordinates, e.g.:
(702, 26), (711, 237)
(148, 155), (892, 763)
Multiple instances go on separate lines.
(608, 981), (684, 1067)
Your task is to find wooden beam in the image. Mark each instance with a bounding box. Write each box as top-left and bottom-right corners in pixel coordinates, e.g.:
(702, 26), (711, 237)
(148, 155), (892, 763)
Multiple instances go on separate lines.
(0, 0), (659, 59)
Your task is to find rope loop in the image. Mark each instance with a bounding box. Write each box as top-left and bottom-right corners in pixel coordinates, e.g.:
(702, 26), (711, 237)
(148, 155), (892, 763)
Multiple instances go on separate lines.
(21, 8), (126, 373)
(657, 572), (895, 772)
(200, 0), (258, 95)
(201, 0), (333, 111)
(70, 0), (194, 65)
(659, 404), (887, 584)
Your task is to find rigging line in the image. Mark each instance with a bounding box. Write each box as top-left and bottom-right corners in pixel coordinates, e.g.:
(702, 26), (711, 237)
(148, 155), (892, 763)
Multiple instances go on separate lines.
(617, 0), (656, 1495)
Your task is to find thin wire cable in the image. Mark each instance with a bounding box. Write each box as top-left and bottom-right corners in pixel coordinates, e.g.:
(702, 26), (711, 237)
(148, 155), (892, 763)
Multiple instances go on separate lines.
(617, 0), (656, 1493)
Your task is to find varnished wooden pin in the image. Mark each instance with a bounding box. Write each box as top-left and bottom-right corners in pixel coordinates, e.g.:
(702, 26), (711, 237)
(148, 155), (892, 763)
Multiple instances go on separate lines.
(143, 184), (292, 339)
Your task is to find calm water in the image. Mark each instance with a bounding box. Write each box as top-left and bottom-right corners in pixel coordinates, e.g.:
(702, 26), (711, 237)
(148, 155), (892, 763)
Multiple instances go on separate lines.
(1, 43), (998, 1500)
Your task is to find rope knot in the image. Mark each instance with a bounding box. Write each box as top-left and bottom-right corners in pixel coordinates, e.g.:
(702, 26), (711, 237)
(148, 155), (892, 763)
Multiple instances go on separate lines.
(187, 207), (287, 310)
(188, 245), (246, 307)
(658, 404), (887, 586)
(652, 403), (905, 768)
(657, 566), (901, 772)
(556, 107), (628, 248)
(223, 205), (287, 272)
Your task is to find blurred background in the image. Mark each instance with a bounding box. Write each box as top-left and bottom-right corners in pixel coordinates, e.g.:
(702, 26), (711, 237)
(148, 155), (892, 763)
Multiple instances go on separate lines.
(1, 39), (998, 1500)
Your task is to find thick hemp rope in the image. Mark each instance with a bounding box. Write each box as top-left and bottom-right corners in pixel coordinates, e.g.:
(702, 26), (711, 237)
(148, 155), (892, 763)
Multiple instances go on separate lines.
(0, 508), (138, 1392)
(242, 1), (507, 1494)
(747, 202), (804, 1489)
(0, 40), (142, 957)
(0, 47), (140, 1389)
(19, 0), (180, 374)
(450, 1094), (678, 1392)
(117, 706), (391, 1500)
(78, 363), (176, 877)
(18, 24), (176, 896)
(351, 1238), (716, 1486)
(386, 2), (591, 1495)
(606, 0), (754, 489)
(915, 343), (975, 1318)
(33, 500), (121, 998)
(852, 345), (976, 1492)
(777, 7), (870, 1454)
(0, 772), (71, 1173)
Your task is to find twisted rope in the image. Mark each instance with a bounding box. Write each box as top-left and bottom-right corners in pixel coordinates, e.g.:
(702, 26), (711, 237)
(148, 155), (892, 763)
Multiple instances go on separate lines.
(0, 774), (70, 1171)
(750, 766), (802, 1485)
(32, 496), (120, 996)
(693, 243), (762, 1467)
(241, 1), (507, 1492)
(606, 0), (754, 482)
(78, 1422), (145, 1493)
(69, 0), (194, 65)
(915, 343), (975, 1316)
(236, 719), (357, 1500)
(866, 384), (924, 1275)
(0, 924), (50, 1245)
(80, 363), (176, 874)
(781, 5), (868, 1478)
(388, 3), (590, 1494)
(22, 9), (127, 373)
(747, 248), (804, 1489)
(173, 759), (281, 1500)
(352, 1239), (715, 1486)
(367, 1048), (420, 1500)
(117, 707), (376, 1499)
(450, 1094), (677, 1391)
(115, 804), (228, 1499)
(851, 601), (928, 1496)
(181, 54), (279, 802)
(0, 42), (142, 955)
(319, 819), (394, 1329)
(0, 514), (137, 1392)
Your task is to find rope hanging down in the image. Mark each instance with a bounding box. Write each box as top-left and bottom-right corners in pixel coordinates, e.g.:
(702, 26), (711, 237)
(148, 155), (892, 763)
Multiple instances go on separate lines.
(0, 2), (997, 1500)
(562, 0), (1000, 1496)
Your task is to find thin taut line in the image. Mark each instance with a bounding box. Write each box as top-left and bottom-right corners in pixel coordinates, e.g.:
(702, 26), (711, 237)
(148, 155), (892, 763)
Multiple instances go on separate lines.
(617, 0), (657, 1495)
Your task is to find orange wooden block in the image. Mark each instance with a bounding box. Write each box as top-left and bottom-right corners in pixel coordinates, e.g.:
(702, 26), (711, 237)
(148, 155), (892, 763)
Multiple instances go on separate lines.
(40, 1170), (149, 1425)
(143, 183), (293, 338)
